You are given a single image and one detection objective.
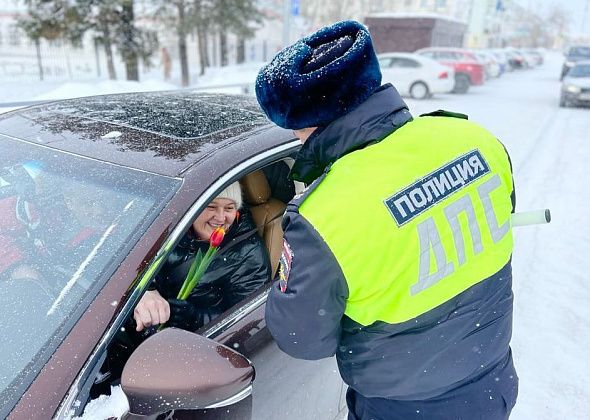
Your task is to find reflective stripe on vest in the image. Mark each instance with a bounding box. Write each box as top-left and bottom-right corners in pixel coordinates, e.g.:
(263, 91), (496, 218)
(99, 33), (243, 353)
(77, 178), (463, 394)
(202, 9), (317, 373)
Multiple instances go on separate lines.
(299, 116), (514, 326)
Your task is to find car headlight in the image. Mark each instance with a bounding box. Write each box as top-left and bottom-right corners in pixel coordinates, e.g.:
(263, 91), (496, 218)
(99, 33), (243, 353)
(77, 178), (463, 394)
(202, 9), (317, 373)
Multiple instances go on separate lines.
(565, 61), (575, 67)
(564, 84), (581, 93)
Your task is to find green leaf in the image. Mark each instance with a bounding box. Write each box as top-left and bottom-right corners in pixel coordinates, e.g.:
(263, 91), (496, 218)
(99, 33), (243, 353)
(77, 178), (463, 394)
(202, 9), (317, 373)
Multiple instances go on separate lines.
(177, 248), (205, 299)
(178, 248), (219, 300)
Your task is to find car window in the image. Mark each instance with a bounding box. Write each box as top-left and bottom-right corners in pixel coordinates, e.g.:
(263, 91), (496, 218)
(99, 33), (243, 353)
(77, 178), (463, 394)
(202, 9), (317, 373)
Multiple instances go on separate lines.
(378, 57), (393, 68)
(469, 53), (482, 62)
(392, 58), (420, 68)
(78, 159), (295, 416)
(567, 64), (590, 77)
(419, 51), (435, 59)
(568, 47), (590, 57)
(0, 136), (180, 411)
(438, 51), (458, 61)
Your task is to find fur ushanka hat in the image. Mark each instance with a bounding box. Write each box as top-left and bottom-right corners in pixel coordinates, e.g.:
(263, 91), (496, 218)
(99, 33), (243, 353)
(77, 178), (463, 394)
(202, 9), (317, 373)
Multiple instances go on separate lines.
(255, 20), (382, 130)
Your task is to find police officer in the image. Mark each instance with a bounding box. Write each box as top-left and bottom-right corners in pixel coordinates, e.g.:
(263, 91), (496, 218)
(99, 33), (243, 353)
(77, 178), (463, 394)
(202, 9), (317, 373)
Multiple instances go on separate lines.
(256, 20), (518, 420)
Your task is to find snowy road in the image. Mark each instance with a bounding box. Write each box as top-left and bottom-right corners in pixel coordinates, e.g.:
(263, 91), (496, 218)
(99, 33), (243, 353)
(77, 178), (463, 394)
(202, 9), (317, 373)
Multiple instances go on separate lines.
(407, 53), (590, 420)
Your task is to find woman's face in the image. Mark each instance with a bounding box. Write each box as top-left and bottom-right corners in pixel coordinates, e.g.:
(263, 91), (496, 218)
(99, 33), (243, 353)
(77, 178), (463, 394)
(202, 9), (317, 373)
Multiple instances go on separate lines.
(192, 198), (237, 241)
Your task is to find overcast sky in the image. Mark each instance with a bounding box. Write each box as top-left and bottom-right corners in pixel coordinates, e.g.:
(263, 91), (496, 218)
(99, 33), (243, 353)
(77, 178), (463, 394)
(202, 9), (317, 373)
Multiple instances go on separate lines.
(513, 0), (590, 35)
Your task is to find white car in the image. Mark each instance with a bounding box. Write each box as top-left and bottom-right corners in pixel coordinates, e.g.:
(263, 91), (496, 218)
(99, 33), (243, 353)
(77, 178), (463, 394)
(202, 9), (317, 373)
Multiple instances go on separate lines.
(474, 51), (501, 78)
(560, 60), (590, 107)
(378, 52), (455, 99)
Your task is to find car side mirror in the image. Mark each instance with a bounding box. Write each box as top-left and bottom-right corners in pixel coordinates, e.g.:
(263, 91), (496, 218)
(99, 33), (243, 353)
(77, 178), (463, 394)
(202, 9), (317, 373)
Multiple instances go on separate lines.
(120, 327), (254, 418)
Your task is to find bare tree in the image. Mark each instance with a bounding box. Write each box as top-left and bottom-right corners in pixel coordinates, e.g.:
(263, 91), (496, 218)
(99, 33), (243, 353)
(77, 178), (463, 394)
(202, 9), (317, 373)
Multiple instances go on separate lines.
(154, 0), (196, 86)
(17, 0), (84, 81)
(71, 0), (158, 81)
(209, 0), (263, 67)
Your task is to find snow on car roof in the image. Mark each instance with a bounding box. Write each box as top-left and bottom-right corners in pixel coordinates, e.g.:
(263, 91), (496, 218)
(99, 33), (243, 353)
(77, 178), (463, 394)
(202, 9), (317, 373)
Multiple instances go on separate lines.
(39, 91), (268, 139)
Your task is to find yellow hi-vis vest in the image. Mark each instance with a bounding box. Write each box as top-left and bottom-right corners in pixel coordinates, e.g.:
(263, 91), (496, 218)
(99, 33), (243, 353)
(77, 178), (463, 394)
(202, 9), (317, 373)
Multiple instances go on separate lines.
(299, 116), (514, 326)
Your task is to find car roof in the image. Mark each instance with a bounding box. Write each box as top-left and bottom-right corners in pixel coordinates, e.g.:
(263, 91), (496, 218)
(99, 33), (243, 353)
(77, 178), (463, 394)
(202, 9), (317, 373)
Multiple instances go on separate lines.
(416, 47), (472, 53)
(379, 52), (421, 60)
(378, 52), (444, 65)
(568, 45), (590, 51)
(0, 91), (291, 177)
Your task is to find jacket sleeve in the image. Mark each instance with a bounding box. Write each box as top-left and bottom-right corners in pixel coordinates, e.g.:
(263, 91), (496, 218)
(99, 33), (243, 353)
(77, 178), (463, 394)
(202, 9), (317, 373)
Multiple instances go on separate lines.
(225, 235), (271, 307)
(265, 208), (349, 360)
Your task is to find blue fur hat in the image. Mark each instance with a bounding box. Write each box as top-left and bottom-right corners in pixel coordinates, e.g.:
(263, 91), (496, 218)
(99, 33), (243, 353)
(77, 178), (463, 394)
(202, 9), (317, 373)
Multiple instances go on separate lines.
(255, 20), (382, 129)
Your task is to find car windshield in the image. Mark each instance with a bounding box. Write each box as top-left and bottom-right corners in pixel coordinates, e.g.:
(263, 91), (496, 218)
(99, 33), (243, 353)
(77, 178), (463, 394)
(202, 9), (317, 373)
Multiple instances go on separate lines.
(0, 136), (181, 409)
(568, 64), (590, 78)
(569, 47), (590, 57)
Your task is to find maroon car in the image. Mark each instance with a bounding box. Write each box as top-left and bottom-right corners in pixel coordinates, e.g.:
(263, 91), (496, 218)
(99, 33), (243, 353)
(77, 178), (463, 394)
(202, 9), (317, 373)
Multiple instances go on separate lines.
(415, 47), (486, 94)
(0, 92), (346, 419)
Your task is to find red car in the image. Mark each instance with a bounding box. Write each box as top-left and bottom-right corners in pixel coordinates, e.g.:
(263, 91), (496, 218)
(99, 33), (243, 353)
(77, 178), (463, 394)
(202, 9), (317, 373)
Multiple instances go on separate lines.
(415, 47), (486, 94)
(0, 92), (346, 420)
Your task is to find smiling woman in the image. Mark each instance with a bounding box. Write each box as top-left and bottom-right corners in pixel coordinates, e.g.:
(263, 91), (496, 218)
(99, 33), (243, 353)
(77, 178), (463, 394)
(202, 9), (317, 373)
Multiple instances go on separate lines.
(130, 179), (270, 334)
(192, 182), (242, 240)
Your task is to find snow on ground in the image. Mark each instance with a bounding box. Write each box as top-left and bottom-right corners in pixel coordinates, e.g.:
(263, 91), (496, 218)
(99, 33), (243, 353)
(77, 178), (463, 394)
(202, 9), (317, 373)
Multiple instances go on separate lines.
(32, 79), (178, 101)
(0, 62), (263, 110)
(407, 52), (590, 420)
(71, 385), (128, 420)
(2, 52), (589, 419)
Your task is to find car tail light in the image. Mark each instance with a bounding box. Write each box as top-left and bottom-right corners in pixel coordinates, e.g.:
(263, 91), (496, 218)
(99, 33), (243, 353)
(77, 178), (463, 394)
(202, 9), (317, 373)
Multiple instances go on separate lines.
(438, 71), (448, 79)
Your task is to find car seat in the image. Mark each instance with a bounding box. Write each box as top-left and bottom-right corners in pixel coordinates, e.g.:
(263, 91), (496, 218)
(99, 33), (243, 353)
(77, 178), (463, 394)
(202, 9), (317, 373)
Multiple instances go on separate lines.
(240, 170), (287, 276)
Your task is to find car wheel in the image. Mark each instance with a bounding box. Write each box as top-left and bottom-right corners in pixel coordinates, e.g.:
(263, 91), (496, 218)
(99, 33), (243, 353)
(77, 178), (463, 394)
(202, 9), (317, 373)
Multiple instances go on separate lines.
(409, 82), (429, 100)
(452, 74), (470, 94)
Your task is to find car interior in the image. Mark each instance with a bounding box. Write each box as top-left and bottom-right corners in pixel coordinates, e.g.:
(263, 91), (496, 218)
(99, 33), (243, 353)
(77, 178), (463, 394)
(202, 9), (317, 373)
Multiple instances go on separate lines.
(241, 165), (289, 276)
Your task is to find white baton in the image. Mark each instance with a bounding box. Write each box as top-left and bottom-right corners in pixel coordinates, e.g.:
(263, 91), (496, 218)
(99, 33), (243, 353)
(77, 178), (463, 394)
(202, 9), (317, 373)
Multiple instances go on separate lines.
(511, 209), (551, 227)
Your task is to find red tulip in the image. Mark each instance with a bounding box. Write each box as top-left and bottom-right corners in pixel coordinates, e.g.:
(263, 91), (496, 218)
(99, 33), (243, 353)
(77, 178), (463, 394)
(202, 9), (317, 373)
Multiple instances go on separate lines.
(209, 226), (225, 248)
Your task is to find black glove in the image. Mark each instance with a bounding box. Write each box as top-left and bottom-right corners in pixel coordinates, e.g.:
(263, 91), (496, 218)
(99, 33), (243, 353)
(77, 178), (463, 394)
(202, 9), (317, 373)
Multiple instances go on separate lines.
(167, 299), (201, 331)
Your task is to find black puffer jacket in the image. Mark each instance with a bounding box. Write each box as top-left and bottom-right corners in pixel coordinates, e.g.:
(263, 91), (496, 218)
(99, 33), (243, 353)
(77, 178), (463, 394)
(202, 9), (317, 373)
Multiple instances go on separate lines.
(156, 209), (271, 330)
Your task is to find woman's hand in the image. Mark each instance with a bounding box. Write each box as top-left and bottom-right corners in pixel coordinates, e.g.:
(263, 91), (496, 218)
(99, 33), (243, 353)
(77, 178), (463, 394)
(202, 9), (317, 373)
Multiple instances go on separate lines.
(134, 290), (170, 331)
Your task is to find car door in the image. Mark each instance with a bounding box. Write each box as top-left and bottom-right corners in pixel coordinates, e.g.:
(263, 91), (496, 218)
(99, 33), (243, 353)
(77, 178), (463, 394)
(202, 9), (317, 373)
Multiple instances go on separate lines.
(175, 156), (345, 420)
(178, 284), (344, 420)
(380, 57), (412, 96)
(69, 147), (345, 420)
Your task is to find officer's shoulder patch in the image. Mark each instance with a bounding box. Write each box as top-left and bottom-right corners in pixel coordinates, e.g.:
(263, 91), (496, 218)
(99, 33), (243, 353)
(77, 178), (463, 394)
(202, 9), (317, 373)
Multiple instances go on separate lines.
(420, 109), (468, 120)
(278, 239), (294, 292)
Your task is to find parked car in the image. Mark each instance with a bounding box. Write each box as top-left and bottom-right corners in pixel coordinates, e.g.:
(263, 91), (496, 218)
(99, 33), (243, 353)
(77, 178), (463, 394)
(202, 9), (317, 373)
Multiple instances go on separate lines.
(0, 92), (346, 419)
(560, 60), (590, 108)
(489, 49), (511, 73)
(474, 50), (501, 78)
(523, 48), (544, 66)
(377, 52), (455, 99)
(503, 49), (527, 70)
(561, 45), (590, 80)
(512, 48), (537, 68)
(414, 47), (485, 94)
